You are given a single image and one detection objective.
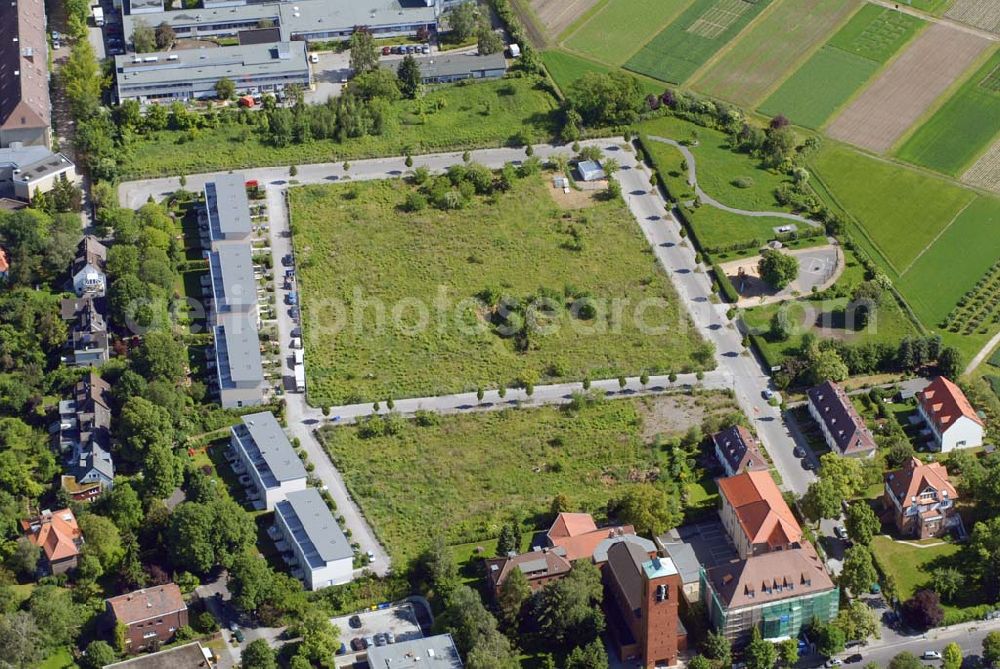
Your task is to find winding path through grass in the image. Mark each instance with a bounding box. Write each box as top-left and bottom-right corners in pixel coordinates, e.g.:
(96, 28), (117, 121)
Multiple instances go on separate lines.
(646, 135), (820, 227)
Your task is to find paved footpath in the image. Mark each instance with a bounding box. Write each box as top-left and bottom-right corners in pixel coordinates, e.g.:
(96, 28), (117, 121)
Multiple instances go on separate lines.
(119, 139), (819, 578)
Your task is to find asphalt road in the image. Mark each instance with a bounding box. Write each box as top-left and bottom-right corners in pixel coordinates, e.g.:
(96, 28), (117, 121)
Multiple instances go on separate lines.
(826, 618), (1000, 669)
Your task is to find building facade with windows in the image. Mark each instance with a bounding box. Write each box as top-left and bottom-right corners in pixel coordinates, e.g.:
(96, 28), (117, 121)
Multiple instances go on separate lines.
(917, 376), (984, 452)
(807, 380), (877, 457)
(883, 456), (961, 539)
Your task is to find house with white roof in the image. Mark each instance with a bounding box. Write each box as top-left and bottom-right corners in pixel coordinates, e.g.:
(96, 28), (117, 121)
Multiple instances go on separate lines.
(229, 411), (306, 509)
(917, 376), (984, 452)
(272, 487), (353, 589)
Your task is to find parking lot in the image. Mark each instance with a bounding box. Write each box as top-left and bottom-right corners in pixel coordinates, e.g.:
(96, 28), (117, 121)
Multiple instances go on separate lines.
(304, 51), (352, 104)
(331, 604), (424, 663)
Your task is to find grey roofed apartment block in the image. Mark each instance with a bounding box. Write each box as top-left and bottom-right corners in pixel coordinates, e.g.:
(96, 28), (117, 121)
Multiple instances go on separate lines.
(205, 174), (251, 243)
(212, 314), (264, 388)
(209, 242), (257, 313)
(114, 42), (309, 103)
(366, 633), (464, 669)
(122, 0), (438, 43)
(275, 488), (352, 568)
(233, 411), (306, 487)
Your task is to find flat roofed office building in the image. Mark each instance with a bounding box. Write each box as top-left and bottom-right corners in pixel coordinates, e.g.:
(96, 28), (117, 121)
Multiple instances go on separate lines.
(204, 174), (252, 244)
(114, 42), (309, 103)
(231, 412), (306, 508)
(122, 0), (438, 44)
(213, 312), (264, 409)
(273, 488), (353, 589)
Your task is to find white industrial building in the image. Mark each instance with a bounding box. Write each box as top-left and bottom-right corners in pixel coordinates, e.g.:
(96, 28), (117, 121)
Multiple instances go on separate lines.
(229, 412), (306, 509)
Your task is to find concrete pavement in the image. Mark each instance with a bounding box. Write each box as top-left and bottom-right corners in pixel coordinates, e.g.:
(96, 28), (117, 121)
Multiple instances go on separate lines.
(831, 617), (1000, 668)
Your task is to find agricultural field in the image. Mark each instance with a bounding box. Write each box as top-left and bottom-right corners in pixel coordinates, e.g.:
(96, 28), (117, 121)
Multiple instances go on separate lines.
(691, 0), (861, 107)
(317, 392), (743, 563)
(826, 23), (992, 153)
(118, 78), (558, 179)
(529, 0), (603, 41)
(290, 172), (707, 406)
(906, 198), (1000, 331)
(962, 139), (1000, 195)
(896, 50), (1000, 175)
(808, 143), (976, 274)
(562, 0), (694, 66)
(945, 0), (1000, 34)
(541, 49), (663, 96)
(759, 5), (925, 128)
(903, 0), (953, 14)
(625, 0), (772, 85)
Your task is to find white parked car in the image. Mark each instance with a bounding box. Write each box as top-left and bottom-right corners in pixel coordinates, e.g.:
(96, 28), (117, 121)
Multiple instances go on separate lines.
(309, 53), (319, 64)
(922, 651), (942, 661)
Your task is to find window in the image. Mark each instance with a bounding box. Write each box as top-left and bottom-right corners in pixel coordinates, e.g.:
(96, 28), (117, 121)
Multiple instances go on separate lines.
(143, 631), (158, 639)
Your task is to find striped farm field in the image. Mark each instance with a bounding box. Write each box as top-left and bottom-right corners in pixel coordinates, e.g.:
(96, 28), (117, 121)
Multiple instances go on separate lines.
(945, 0), (1000, 34)
(759, 5), (924, 128)
(562, 0), (694, 66)
(826, 23), (992, 153)
(899, 196), (1000, 329)
(809, 143), (976, 274)
(691, 0), (861, 107)
(963, 139), (1000, 195)
(896, 50), (1000, 175)
(624, 0), (772, 84)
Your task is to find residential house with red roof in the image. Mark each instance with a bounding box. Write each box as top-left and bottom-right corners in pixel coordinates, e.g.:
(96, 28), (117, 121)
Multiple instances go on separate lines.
(20, 508), (84, 575)
(106, 584), (188, 653)
(883, 457), (961, 539)
(717, 470), (802, 559)
(712, 425), (768, 477)
(807, 380), (877, 457)
(917, 376), (984, 453)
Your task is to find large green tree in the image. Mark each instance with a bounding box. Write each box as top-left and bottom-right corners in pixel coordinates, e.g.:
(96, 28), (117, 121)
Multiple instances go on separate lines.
(565, 639), (609, 669)
(497, 566), (530, 630)
(167, 498), (255, 573)
(746, 628), (777, 669)
(242, 638), (277, 669)
(888, 652), (923, 669)
(758, 249), (798, 289)
(608, 484), (681, 536)
(840, 545), (878, 596)
(534, 561), (605, 648)
(397, 55), (421, 99)
(844, 502), (880, 546)
(28, 586), (83, 649)
(446, 1), (479, 41)
(348, 29), (379, 74)
(567, 71), (643, 127)
(983, 631), (1000, 667)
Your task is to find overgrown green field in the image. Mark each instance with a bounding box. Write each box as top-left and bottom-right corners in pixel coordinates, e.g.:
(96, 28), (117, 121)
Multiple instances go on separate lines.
(869, 536), (984, 615)
(903, 0), (953, 14)
(759, 5), (924, 127)
(562, 0), (694, 66)
(692, 0), (860, 107)
(119, 78), (558, 179)
(808, 144), (975, 274)
(541, 49), (663, 97)
(625, 0), (772, 84)
(317, 392), (741, 563)
(291, 173), (707, 406)
(896, 50), (1000, 175)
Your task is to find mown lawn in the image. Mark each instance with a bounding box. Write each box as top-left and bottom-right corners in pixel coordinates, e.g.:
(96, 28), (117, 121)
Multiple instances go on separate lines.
(119, 78), (558, 179)
(759, 5), (925, 128)
(291, 172), (707, 406)
(317, 392), (741, 564)
(563, 0), (694, 66)
(869, 535), (982, 613)
(692, 0), (861, 107)
(625, 0), (773, 84)
(896, 50), (1000, 176)
(638, 115), (793, 212)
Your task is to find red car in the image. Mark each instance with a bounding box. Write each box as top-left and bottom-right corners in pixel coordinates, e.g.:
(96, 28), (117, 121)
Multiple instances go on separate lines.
(382, 46), (391, 55)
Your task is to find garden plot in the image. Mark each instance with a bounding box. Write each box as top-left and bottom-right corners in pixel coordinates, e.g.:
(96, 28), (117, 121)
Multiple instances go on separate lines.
(624, 0), (772, 84)
(692, 0), (860, 107)
(562, 0), (694, 66)
(945, 0), (1000, 34)
(962, 139), (1000, 194)
(826, 23), (992, 153)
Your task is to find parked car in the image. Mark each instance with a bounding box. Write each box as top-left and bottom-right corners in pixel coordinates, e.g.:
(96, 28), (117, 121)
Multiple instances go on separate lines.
(309, 52), (319, 64)
(364, 635), (376, 649)
(834, 526), (848, 540)
(336, 642), (347, 655)
(922, 651), (942, 661)
(386, 631), (396, 644)
(761, 388), (775, 400)
(375, 633), (388, 647)
(350, 637), (365, 651)
(391, 45), (401, 54)
(282, 253), (294, 266)
(421, 44), (430, 54)
(793, 446), (804, 457)
(845, 654), (863, 664)
(382, 46), (391, 55)
(777, 225), (794, 233)
(349, 615), (362, 629)
(367, 550), (375, 561)
(825, 659), (843, 668)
